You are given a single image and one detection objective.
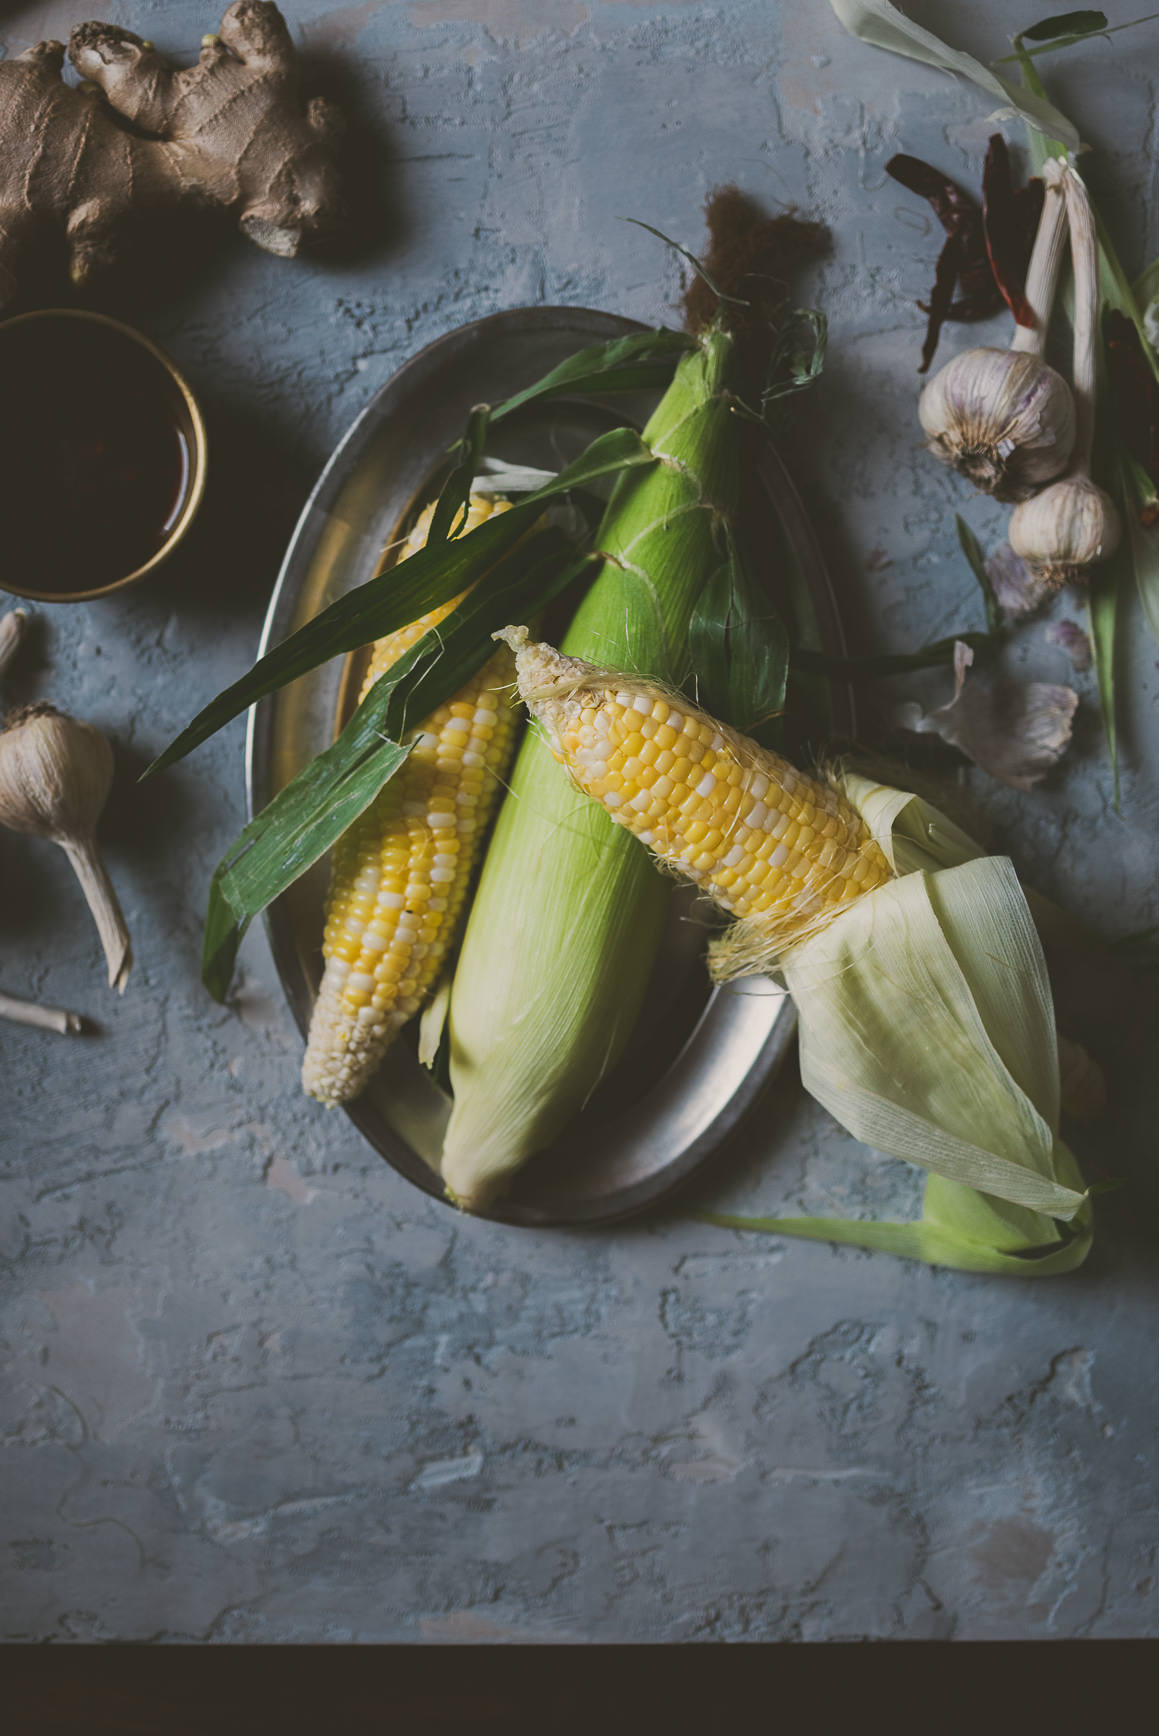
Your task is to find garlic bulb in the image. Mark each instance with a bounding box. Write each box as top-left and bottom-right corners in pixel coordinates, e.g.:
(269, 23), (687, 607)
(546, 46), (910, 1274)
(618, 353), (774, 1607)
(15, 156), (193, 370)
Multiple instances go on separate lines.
(919, 346), (1074, 498)
(1007, 473), (1120, 587)
(1008, 166), (1121, 587)
(918, 160), (1074, 500)
(0, 704), (132, 992)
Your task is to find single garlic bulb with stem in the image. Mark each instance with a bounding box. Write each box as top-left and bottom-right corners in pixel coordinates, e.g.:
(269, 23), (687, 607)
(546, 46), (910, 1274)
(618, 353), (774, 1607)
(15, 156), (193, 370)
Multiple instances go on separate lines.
(0, 704), (132, 992)
(1008, 166), (1121, 589)
(919, 159), (1075, 500)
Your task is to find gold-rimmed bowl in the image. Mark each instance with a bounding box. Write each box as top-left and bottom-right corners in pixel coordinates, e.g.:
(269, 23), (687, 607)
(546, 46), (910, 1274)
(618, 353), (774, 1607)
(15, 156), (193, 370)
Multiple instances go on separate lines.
(0, 308), (207, 603)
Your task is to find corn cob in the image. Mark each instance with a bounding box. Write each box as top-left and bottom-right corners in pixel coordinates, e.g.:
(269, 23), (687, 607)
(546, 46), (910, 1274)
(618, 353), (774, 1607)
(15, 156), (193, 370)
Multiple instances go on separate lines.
(501, 629), (1094, 1250)
(498, 626), (893, 965)
(301, 494), (517, 1106)
(440, 329), (744, 1210)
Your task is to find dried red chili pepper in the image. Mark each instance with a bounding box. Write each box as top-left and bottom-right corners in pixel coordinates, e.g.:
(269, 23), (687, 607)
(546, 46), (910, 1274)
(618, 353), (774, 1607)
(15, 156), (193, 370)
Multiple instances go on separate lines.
(1105, 308), (1159, 502)
(886, 152), (1002, 371)
(888, 139), (1042, 371)
(982, 134), (1043, 328)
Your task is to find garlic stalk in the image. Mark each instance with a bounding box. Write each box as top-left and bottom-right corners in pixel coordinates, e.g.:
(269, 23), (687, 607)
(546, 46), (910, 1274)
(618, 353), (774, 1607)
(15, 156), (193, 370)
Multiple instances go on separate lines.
(1008, 166), (1122, 587)
(919, 159), (1075, 499)
(0, 608), (28, 679)
(0, 705), (132, 992)
(0, 988), (82, 1035)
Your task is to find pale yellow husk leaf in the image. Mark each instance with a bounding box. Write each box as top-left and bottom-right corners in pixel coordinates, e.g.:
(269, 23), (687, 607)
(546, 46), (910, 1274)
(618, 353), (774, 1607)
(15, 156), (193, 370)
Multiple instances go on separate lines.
(778, 776), (1087, 1223)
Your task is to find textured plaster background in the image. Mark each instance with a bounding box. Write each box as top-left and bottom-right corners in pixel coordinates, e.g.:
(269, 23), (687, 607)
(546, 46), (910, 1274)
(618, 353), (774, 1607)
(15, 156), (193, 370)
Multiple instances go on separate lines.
(2, 0), (1158, 1644)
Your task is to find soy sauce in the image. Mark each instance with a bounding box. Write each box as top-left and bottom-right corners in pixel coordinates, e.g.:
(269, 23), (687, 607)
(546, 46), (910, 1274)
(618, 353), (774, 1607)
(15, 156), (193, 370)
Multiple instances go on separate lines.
(0, 318), (192, 596)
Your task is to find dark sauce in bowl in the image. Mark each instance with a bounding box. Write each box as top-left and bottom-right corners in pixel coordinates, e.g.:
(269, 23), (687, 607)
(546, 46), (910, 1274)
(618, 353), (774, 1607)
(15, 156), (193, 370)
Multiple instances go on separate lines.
(0, 315), (200, 599)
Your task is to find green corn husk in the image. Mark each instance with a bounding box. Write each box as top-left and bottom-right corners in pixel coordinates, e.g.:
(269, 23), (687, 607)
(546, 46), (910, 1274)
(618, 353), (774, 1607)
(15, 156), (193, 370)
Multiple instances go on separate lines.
(440, 329), (744, 1210)
(702, 777), (1093, 1276)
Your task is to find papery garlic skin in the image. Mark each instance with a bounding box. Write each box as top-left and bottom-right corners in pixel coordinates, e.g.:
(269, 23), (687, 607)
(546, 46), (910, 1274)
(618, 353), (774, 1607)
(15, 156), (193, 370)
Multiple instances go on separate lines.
(1007, 474), (1121, 589)
(0, 704), (132, 992)
(918, 347), (1075, 500)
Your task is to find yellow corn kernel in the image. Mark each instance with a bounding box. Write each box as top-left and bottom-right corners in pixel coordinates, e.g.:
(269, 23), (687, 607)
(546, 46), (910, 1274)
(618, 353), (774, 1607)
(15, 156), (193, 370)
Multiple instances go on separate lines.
(500, 628), (894, 959)
(301, 495), (518, 1107)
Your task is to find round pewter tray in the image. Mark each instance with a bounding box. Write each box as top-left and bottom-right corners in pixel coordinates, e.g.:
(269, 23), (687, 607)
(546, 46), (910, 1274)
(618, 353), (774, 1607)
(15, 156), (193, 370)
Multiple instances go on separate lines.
(248, 306), (852, 1226)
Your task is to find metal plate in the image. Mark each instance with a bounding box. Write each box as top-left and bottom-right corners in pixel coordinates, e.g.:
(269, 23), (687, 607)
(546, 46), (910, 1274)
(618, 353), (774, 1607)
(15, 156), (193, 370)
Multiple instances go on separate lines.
(248, 306), (851, 1226)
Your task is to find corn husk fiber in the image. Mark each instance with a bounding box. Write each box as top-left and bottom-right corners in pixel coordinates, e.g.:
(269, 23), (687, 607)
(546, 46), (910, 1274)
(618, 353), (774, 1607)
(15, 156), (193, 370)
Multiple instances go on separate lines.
(703, 778), (1092, 1275)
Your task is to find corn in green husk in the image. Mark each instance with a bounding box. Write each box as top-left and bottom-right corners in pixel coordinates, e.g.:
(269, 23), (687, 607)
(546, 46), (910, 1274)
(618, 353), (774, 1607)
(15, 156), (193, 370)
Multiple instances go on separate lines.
(440, 327), (743, 1211)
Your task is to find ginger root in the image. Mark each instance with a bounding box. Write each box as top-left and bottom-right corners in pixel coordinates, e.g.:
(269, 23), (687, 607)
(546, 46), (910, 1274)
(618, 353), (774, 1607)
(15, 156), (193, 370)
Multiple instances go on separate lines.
(0, 1), (346, 311)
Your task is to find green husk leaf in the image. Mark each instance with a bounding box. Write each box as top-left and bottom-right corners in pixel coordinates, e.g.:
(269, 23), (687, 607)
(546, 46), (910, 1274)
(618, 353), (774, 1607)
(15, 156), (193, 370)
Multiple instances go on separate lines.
(488, 328), (696, 424)
(203, 735), (414, 1002)
(955, 515), (1004, 632)
(1135, 258), (1159, 347)
(826, 0), (1082, 149)
(762, 309), (828, 413)
(426, 403), (491, 546)
(687, 530), (789, 742)
(696, 1193), (1091, 1276)
(1124, 492), (1159, 643)
(202, 528), (590, 999)
(621, 217), (750, 308)
(795, 632), (992, 682)
(147, 426), (654, 778)
(1020, 10), (1108, 42)
(1088, 530), (1122, 811)
(998, 11), (1159, 64)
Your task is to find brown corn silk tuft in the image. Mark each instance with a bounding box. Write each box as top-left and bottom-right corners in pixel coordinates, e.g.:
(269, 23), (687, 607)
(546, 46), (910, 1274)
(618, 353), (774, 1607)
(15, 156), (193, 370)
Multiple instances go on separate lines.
(682, 183), (827, 377)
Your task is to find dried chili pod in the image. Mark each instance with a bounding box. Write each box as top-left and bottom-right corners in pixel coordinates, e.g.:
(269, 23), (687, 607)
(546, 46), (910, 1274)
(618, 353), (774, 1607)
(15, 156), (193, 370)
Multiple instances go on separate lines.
(887, 152), (1003, 372)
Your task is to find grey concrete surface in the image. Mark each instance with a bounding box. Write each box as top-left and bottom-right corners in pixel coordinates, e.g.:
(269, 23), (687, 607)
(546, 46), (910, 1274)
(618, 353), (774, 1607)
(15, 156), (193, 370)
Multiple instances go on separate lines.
(2, 0), (1158, 1644)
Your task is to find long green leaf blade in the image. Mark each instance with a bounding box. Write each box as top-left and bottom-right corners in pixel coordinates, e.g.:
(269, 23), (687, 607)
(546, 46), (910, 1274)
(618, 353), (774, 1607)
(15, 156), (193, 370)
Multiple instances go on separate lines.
(202, 530), (593, 998)
(695, 1209), (1091, 1275)
(687, 531), (789, 742)
(147, 426), (654, 778)
(489, 328), (695, 423)
(1020, 11), (1108, 44)
(426, 403), (492, 547)
(826, 0), (1081, 149)
(955, 515), (1004, 632)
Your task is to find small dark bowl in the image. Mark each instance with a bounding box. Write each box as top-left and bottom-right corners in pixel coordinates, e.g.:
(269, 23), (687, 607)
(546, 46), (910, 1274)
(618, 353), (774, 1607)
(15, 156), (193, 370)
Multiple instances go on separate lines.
(0, 308), (207, 603)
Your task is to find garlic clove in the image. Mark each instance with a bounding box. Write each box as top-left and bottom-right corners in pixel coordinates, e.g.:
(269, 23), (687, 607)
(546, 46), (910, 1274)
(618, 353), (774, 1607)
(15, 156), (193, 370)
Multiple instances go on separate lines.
(918, 347), (1075, 500)
(0, 703), (132, 992)
(1007, 473), (1122, 589)
(898, 639), (1078, 791)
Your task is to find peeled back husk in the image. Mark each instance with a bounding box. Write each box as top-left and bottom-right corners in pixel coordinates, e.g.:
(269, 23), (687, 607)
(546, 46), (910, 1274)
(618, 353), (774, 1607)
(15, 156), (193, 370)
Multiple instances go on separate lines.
(441, 329), (742, 1212)
(705, 776), (1091, 1275)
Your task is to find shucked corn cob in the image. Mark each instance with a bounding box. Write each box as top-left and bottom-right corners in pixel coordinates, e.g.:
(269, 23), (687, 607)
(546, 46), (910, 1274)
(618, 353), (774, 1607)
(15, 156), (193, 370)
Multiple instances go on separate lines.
(503, 629), (1092, 1265)
(498, 627), (893, 966)
(301, 495), (517, 1106)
